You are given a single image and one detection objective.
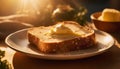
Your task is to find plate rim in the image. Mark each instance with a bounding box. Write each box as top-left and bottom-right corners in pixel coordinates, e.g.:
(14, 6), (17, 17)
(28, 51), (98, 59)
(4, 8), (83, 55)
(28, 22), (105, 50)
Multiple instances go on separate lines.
(5, 29), (115, 60)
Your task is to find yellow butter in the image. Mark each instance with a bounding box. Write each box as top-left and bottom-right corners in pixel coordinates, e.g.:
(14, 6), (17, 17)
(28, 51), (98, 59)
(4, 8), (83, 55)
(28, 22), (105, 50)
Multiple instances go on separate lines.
(98, 8), (120, 22)
(50, 23), (73, 35)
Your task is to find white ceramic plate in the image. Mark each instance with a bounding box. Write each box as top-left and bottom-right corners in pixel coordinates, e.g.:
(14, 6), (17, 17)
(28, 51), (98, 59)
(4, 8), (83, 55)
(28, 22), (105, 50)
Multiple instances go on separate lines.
(5, 29), (114, 60)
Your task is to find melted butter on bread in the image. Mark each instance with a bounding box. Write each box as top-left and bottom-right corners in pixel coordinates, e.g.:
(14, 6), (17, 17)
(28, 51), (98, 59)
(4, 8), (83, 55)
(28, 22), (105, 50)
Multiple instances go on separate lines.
(49, 23), (86, 36)
(50, 23), (73, 35)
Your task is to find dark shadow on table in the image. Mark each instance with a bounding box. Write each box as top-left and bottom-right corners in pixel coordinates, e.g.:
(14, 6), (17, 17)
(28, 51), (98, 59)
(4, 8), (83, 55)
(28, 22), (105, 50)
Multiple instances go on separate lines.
(12, 45), (120, 69)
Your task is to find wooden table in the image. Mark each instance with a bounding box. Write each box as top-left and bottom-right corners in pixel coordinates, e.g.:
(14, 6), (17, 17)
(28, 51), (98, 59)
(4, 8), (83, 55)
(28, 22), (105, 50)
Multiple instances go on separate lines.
(1, 32), (120, 69)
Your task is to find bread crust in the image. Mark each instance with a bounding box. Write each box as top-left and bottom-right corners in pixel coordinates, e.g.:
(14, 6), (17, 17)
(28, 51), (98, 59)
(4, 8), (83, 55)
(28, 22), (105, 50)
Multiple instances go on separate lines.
(27, 21), (96, 53)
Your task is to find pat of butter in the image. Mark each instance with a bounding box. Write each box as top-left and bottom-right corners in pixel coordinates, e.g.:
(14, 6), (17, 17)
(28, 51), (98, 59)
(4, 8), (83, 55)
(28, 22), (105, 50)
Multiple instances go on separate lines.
(50, 23), (73, 35)
(98, 8), (120, 22)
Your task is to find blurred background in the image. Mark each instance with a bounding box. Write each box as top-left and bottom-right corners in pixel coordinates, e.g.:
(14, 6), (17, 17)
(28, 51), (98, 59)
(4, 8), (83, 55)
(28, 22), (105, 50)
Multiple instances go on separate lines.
(0, 0), (119, 30)
(0, 0), (119, 19)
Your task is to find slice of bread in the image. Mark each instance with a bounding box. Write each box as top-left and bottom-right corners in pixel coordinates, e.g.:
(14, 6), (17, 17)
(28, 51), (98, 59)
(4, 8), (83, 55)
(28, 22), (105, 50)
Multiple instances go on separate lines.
(27, 21), (96, 53)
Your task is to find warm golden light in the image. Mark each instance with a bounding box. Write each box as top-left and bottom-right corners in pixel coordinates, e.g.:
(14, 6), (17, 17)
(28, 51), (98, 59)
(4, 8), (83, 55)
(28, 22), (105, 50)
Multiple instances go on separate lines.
(16, 0), (40, 15)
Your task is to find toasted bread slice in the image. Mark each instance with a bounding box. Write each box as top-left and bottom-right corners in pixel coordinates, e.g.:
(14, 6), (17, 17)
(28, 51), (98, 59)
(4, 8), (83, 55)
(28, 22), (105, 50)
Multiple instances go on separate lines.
(28, 21), (96, 53)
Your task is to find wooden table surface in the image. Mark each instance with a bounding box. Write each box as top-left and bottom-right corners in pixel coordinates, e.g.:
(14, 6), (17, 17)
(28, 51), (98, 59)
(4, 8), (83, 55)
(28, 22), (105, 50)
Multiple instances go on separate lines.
(0, 31), (120, 69)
